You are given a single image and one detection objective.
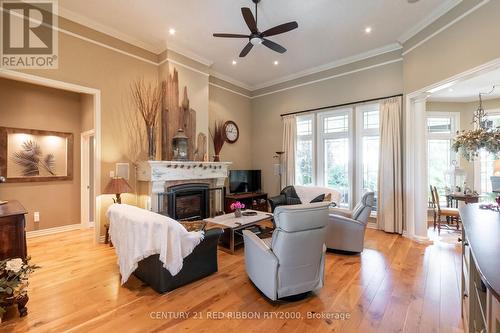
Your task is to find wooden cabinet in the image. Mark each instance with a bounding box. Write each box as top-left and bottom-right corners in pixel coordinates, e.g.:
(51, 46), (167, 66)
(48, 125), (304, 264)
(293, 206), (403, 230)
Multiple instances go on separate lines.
(0, 200), (27, 260)
(225, 192), (269, 213)
(460, 204), (500, 333)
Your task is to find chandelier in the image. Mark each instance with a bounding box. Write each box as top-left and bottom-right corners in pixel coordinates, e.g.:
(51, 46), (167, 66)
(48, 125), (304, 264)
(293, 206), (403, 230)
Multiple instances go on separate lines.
(452, 86), (500, 161)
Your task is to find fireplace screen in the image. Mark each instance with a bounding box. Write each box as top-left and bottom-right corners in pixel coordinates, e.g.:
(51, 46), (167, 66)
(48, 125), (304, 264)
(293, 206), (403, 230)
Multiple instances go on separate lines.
(158, 183), (224, 221)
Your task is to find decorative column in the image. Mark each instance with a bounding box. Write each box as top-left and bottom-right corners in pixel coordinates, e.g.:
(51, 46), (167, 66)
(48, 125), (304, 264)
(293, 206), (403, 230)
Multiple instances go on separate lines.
(404, 95), (429, 241)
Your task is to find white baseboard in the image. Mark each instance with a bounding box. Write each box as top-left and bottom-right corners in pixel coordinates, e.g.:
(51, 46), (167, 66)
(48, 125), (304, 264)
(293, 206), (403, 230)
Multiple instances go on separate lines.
(366, 222), (378, 230)
(98, 235), (105, 243)
(27, 224), (82, 238)
(87, 221), (95, 228)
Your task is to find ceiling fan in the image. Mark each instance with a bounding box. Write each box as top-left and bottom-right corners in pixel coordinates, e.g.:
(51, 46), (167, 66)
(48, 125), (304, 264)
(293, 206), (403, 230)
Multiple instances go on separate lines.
(213, 0), (298, 57)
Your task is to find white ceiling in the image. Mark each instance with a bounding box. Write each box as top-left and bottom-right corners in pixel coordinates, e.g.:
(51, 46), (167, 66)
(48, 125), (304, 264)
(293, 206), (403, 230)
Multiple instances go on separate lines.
(428, 67), (500, 102)
(58, 0), (460, 90)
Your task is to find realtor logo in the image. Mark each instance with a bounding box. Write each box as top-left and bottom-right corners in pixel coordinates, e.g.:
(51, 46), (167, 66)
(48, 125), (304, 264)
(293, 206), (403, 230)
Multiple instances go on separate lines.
(1, 0), (58, 68)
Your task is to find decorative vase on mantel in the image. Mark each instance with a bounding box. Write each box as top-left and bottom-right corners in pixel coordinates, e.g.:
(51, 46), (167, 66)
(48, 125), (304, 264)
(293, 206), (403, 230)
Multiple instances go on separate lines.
(147, 126), (156, 161)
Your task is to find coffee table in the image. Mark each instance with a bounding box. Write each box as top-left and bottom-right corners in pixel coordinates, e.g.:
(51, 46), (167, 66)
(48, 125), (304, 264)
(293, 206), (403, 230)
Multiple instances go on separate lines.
(204, 210), (274, 254)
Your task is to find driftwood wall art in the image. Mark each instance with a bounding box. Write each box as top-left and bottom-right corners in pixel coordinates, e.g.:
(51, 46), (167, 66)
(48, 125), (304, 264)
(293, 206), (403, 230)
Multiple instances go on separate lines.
(161, 68), (207, 161)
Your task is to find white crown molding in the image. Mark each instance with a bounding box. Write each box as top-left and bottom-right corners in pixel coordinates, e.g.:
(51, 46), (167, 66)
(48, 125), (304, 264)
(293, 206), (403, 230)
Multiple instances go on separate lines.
(210, 70), (253, 91)
(251, 58), (403, 99)
(167, 58), (210, 77)
(58, 7), (163, 54)
(402, 0), (491, 56)
(209, 82), (252, 99)
(397, 0), (462, 44)
(163, 43), (214, 67)
(250, 43), (402, 91)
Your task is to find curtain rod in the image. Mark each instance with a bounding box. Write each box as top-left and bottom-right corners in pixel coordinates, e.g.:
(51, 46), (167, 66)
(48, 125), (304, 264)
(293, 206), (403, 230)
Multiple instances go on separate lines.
(280, 93), (404, 117)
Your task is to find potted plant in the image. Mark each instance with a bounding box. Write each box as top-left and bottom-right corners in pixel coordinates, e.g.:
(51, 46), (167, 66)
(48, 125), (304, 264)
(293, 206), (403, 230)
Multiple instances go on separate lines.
(0, 257), (39, 321)
(230, 201), (245, 218)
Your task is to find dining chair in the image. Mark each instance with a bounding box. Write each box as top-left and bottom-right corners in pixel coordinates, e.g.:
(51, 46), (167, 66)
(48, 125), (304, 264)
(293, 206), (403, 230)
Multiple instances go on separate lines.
(431, 186), (460, 234)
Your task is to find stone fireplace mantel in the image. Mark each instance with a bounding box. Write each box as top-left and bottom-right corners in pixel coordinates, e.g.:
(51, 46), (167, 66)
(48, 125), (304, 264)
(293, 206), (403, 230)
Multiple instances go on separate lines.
(137, 161), (231, 212)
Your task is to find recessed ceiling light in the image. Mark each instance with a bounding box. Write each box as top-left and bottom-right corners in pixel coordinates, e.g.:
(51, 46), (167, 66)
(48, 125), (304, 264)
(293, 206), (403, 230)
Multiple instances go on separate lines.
(232, 60), (237, 65)
(448, 88), (454, 92)
(169, 28), (176, 35)
(365, 26), (372, 34)
(273, 60), (279, 66)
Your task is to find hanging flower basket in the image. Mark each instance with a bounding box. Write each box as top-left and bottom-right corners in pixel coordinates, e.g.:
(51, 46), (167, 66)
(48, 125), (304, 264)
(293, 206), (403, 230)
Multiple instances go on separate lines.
(452, 128), (500, 161)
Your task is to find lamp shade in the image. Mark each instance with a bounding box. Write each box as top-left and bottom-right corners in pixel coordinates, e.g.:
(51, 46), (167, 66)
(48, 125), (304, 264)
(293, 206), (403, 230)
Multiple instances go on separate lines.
(103, 177), (133, 195)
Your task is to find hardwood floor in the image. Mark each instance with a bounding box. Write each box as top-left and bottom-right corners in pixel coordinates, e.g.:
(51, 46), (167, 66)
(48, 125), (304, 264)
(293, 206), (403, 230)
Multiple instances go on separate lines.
(0, 228), (463, 333)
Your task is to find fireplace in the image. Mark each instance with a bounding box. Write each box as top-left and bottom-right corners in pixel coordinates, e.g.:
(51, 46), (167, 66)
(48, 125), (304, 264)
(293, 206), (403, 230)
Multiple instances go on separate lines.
(163, 183), (210, 221)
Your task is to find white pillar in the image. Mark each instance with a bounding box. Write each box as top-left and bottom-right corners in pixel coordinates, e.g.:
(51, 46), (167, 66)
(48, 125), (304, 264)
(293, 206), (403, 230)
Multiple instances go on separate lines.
(405, 95), (429, 241)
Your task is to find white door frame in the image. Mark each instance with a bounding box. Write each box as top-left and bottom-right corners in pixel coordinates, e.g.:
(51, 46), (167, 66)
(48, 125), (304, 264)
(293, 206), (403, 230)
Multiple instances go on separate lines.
(0, 69), (103, 244)
(81, 129), (95, 228)
(404, 57), (500, 241)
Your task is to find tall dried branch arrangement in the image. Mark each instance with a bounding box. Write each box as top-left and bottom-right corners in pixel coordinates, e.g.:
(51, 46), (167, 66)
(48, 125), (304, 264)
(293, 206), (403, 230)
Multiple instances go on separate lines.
(210, 120), (225, 156)
(122, 102), (147, 164)
(130, 79), (164, 129)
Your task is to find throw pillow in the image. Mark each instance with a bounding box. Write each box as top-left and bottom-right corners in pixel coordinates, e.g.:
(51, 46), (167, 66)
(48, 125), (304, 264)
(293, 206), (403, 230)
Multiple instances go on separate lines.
(323, 193), (332, 202)
(310, 194), (325, 203)
(286, 197), (302, 205)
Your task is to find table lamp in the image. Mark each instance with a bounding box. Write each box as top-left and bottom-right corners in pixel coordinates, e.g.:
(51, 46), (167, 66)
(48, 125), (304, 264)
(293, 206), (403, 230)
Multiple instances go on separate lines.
(103, 177), (133, 204)
(0, 176), (6, 205)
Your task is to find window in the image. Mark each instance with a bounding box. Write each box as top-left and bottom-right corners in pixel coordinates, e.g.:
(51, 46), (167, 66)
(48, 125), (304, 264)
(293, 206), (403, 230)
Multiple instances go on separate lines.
(426, 112), (459, 200)
(295, 115), (314, 185)
(357, 104), (380, 212)
(318, 109), (352, 207)
(294, 103), (380, 211)
(475, 112), (500, 194)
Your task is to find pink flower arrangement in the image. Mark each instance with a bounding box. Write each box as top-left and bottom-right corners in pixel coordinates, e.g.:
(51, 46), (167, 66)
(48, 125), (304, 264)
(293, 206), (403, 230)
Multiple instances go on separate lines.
(230, 201), (245, 211)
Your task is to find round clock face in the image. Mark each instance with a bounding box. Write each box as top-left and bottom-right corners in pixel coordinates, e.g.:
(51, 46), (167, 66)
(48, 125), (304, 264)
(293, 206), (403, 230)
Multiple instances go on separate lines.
(224, 121), (239, 143)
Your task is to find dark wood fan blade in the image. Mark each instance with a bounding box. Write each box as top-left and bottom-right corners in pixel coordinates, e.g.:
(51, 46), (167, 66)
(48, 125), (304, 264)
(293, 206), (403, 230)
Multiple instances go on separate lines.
(239, 42), (254, 57)
(213, 33), (249, 38)
(241, 7), (257, 33)
(262, 39), (287, 53)
(262, 21), (298, 37)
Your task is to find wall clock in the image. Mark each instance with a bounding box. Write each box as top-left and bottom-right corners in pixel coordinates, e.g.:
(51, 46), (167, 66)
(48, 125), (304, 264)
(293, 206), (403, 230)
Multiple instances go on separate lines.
(224, 120), (239, 143)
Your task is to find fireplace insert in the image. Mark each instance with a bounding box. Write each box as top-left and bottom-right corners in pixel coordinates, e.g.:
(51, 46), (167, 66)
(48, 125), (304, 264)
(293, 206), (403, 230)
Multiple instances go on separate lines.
(161, 183), (210, 221)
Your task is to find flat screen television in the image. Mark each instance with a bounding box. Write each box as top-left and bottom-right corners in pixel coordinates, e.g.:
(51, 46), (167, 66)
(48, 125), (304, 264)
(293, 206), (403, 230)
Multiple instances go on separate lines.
(229, 170), (261, 194)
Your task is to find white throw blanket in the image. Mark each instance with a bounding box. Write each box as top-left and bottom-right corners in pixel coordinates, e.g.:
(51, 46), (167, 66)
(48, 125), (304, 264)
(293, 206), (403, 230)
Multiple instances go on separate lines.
(294, 186), (341, 205)
(106, 204), (204, 284)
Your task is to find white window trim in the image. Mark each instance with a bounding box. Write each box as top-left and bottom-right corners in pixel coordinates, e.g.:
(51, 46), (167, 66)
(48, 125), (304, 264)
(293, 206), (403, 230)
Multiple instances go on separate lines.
(296, 114), (316, 186)
(356, 103), (380, 215)
(426, 111), (460, 204)
(316, 108), (354, 209)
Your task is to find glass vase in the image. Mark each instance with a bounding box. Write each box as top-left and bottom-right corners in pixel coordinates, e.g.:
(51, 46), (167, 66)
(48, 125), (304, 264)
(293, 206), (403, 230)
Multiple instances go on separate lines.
(234, 208), (242, 218)
(147, 126), (156, 160)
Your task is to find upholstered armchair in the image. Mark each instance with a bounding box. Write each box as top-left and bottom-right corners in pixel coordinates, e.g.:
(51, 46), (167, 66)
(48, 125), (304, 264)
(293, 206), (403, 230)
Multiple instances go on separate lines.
(242, 203), (329, 301)
(325, 191), (375, 253)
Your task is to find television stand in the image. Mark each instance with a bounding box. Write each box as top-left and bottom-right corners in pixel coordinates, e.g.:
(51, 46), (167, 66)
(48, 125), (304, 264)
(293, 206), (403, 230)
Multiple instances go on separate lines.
(224, 192), (268, 213)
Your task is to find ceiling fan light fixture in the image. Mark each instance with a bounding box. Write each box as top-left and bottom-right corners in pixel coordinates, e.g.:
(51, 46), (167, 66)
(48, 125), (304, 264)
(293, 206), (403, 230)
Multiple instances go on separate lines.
(250, 36), (263, 45)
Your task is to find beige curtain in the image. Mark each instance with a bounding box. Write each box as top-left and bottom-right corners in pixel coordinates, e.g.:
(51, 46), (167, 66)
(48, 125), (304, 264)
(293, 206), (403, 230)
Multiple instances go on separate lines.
(282, 115), (296, 189)
(378, 97), (403, 234)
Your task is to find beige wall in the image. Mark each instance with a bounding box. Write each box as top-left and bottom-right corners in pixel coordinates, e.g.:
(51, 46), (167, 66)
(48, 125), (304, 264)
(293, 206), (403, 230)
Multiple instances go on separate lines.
(80, 94), (94, 133)
(403, 0), (500, 93)
(209, 85), (253, 170)
(251, 60), (403, 196)
(17, 27), (159, 234)
(0, 78), (83, 231)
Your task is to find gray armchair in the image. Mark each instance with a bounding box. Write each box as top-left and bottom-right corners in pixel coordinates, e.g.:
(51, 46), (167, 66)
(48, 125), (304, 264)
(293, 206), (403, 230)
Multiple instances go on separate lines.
(326, 191), (375, 253)
(242, 203), (329, 301)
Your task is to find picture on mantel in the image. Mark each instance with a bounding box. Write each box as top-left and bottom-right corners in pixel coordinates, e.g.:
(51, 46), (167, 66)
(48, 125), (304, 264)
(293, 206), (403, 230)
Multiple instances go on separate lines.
(162, 68), (207, 162)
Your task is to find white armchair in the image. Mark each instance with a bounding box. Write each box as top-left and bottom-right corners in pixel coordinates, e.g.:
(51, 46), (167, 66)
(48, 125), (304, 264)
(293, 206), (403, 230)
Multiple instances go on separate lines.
(326, 191), (375, 253)
(243, 203), (329, 301)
